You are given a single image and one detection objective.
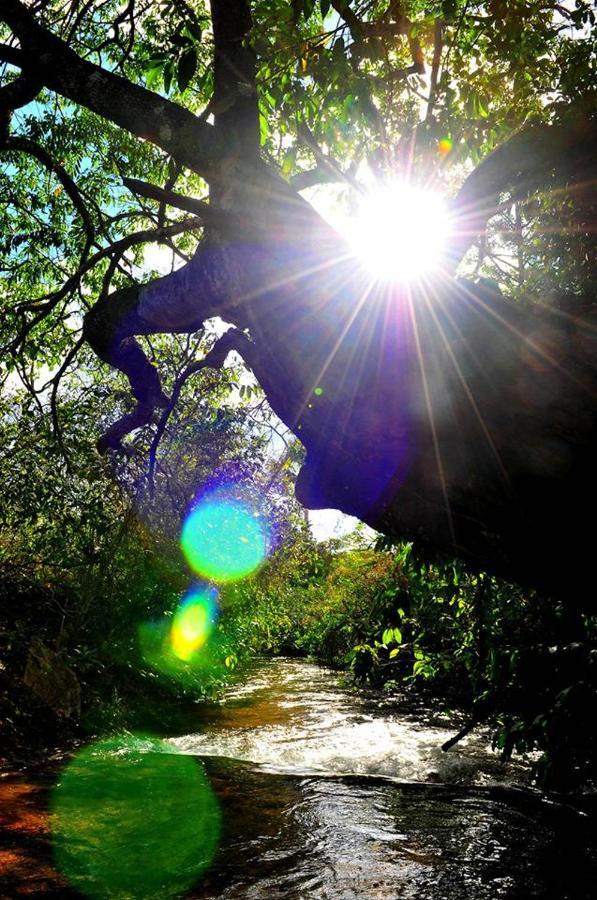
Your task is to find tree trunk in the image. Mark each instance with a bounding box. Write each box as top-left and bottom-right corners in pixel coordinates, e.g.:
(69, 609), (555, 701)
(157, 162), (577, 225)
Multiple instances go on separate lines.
(2, 0), (596, 604)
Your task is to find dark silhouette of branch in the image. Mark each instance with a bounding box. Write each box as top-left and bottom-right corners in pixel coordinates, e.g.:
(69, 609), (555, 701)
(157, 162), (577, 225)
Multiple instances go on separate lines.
(121, 177), (243, 234)
(330, 0), (425, 75)
(5, 136), (95, 258)
(296, 122), (363, 193)
(446, 94), (597, 272)
(6, 218), (204, 354)
(0, 0), (223, 179)
(49, 334), (85, 470)
(147, 328), (254, 484)
(0, 43), (24, 68)
(425, 19), (443, 122)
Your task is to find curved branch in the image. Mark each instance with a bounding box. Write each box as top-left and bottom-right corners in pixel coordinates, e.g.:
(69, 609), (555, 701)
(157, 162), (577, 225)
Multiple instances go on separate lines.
(0, 0), (223, 179)
(446, 94), (597, 272)
(121, 176), (246, 236)
(147, 327), (254, 481)
(0, 70), (42, 110)
(0, 2), (337, 243)
(5, 217), (204, 356)
(5, 135), (95, 257)
(49, 334), (85, 467)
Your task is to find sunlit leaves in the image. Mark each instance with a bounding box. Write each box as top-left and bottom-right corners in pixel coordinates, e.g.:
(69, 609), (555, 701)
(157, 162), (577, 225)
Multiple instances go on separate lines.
(141, 14), (204, 96)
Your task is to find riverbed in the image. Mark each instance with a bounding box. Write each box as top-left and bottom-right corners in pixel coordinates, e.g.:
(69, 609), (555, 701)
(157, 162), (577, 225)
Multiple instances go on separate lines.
(1, 658), (596, 898)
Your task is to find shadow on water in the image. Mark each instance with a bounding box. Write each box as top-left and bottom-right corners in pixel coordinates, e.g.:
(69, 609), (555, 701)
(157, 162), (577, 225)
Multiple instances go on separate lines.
(1, 658), (596, 898)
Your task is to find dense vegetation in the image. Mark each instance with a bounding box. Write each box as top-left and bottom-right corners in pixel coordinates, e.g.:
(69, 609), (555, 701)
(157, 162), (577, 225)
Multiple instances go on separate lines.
(1, 0), (595, 797)
(2, 382), (596, 791)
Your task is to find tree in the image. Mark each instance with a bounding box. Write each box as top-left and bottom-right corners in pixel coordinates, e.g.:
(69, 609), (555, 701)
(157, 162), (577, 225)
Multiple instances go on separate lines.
(1, 0), (595, 601)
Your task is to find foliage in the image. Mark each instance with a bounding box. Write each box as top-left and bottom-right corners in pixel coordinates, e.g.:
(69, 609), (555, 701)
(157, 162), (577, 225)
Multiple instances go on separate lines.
(0, 1), (595, 792)
(229, 532), (597, 790)
(0, 349), (285, 746)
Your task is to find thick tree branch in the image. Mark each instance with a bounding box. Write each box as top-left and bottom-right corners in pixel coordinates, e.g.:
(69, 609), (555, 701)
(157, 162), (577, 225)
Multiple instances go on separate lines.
(5, 135), (94, 257)
(0, 70), (42, 112)
(5, 218), (204, 358)
(0, 66), (43, 142)
(446, 95), (597, 272)
(121, 176), (247, 236)
(210, 0), (260, 157)
(0, 43), (24, 68)
(0, 2), (338, 246)
(0, 0), (223, 179)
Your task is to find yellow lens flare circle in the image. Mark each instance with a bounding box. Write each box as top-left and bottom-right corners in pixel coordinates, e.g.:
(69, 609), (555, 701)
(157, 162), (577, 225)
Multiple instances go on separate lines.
(170, 589), (216, 661)
(438, 137), (453, 156)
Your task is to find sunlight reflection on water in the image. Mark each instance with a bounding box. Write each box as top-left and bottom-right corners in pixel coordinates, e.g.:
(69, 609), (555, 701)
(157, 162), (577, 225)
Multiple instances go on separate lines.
(170, 658), (536, 785)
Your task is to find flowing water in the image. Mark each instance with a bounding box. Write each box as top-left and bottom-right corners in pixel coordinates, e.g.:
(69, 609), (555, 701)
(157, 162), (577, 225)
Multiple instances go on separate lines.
(1, 657), (596, 898)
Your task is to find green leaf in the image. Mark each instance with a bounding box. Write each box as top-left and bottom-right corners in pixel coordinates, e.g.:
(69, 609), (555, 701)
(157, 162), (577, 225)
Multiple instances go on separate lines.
(382, 628), (393, 645)
(145, 66), (163, 90)
(183, 21), (203, 42)
(177, 48), (197, 93)
(389, 647), (400, 659)
(163, 60), (174, 94)
(259, 109), (270, 145)
(333, 37), (346, 62)
(303, 0), (317, 20)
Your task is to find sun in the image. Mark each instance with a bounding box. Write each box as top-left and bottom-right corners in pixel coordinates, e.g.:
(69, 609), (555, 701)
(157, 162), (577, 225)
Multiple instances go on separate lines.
(345, 183), (451, 283)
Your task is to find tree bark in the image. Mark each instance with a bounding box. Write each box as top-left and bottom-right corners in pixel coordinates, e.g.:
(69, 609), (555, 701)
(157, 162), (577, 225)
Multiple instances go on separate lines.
(2, 2), (596, 603)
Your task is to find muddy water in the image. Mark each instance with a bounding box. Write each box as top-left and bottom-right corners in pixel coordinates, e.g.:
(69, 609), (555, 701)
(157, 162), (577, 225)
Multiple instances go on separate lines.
(1, 658), (596, 898)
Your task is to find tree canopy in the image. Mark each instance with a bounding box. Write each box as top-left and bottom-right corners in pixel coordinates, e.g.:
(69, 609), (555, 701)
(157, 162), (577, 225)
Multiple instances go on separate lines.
(1, 0), (595, 599)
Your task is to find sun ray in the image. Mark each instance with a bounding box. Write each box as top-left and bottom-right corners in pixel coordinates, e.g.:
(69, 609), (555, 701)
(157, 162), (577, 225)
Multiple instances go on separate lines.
(456, 280), (597, 397)
(346, 183), (451, 282)
(416, 279), (512, 487)
(406, 286), (456, 548)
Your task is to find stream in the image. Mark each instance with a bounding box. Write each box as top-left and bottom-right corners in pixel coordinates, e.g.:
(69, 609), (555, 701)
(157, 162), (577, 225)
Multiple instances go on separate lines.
(1, 657), (596, 898)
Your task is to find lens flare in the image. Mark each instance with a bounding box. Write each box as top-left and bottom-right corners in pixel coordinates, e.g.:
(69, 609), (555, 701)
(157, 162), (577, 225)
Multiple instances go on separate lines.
(438, 137), (453, 156)
(170, 587), (218, 661)
(51, 734), (220, 899)
(181, 495), (268, 583)
(346, 182), (451, 282)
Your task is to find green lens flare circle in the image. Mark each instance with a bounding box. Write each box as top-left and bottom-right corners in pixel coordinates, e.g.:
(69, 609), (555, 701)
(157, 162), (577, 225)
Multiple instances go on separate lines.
(51, 734), (220, 899)
(180, 499), (267, 583)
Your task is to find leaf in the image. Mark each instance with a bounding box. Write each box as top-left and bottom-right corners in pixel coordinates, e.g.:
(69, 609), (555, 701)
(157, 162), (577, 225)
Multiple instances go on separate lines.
(177, 49), (197, 93)
(389, 648), (400, 658)
(382, 628), (393, 645)
(259, 109), (270, 145)
(320, 0), (331, 17)
(183, 21), (203, 42)
(303, 0), (317, 20)
(333, 37), (346, 62)
(145, 65), (163, 90)
(163, 60), (174, 94)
